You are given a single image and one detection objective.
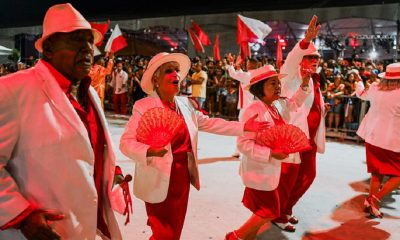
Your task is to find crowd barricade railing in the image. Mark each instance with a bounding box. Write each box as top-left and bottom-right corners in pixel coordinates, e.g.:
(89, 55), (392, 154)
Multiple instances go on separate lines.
(325, 94), (369, 142)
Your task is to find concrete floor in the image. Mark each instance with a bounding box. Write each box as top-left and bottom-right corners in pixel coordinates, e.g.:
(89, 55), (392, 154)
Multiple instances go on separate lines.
(106, 115), (400, 240)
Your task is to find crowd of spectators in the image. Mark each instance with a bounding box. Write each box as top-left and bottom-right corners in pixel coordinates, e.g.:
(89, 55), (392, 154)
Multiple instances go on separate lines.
(0, 52), (393, 136)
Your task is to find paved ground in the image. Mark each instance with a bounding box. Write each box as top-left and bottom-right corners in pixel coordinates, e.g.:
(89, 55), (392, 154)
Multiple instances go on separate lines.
(106, 114), (400, 240)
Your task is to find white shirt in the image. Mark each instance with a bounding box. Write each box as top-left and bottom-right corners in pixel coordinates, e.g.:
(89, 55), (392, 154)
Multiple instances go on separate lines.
(110, 69), (128, 94)
(227, 65), (255, 110)
(191, 70), (208, 98)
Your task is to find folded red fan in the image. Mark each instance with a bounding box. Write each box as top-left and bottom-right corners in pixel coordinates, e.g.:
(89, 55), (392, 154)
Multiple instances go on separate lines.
(255, 124), (311, 154)
(136, 107), (184, 148)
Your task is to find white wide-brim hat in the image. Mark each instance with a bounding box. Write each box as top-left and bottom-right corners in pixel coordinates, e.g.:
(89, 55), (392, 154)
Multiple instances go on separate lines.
(35, 3), (102, 52)
(244, 64), (287, 90)
(141, 52), (191, 94)
(378, 62), (400, 80)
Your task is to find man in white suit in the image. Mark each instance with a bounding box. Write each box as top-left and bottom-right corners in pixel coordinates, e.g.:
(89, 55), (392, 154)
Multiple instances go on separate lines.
(0, 3), (122, 240)
(272, 15), (328, 230)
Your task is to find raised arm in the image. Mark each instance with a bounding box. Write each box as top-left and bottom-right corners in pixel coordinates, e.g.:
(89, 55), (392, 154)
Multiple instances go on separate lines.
(355, 80), (373, 101)
(280, 15), (321, 97)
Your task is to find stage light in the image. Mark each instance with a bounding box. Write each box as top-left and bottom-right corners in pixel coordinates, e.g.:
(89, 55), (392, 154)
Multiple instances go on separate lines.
(250, 42), (261, 51)
(369, 50), (378, 59)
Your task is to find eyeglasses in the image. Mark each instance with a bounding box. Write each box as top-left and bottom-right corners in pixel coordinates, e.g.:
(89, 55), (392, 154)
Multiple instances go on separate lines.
(303, 55), (320, 60)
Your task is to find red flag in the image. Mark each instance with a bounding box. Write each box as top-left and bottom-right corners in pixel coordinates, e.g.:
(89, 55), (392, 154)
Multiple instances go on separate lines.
(237, 15), (272, 44)
(187, 28), (204, 54)
(276, 36), (286, 69)
(191, 20), (211, 46)
(89, 20), (110, 46)
(239, 42), (251, 60)
(276, 42), (283, 69)
(104, 24), (127, 53)
(213, 33), (221, 61)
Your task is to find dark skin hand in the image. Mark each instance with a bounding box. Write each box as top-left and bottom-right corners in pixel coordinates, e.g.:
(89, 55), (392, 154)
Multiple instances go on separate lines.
(21, 209), (64, 240)
(271, 150), (289, 160)
(147, 146), (168, 158)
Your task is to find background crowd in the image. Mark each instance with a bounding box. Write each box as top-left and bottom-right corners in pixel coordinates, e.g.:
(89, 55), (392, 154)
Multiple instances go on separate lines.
(0, 52), (390, 134)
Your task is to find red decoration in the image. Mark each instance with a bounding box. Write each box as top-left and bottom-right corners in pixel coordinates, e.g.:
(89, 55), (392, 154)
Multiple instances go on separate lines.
(136, 107), (184, 148)
(255, 124), (311, 154)
(113, 166), (133, 225)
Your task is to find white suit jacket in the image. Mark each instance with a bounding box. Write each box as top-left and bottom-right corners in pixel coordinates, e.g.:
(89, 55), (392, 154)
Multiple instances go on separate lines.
(280, 41), (326, 153)
(119, 93), (244, 203)
(356, 81), (400, 152)
(237, 87), (310, 191)
(0, 60), (122, 240)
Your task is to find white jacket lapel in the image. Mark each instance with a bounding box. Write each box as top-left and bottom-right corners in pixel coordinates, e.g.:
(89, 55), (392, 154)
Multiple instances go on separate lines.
(175, 97), (197, 158)
(36, 60), (93, 156)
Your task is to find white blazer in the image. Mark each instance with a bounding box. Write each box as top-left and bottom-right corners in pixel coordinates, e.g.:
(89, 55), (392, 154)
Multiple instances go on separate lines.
(280, 41), (326, 153)
(356, 81), (400, 152)
(119, 93), (244, 203)
(0, 60), (122, 240)
(237, 87), (310, 191)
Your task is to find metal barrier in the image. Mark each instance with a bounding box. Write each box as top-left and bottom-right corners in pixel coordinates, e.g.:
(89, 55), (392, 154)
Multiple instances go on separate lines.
(325, 95), (369, 142)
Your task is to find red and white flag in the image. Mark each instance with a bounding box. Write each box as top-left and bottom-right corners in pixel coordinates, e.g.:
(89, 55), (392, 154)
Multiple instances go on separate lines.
(237, 15), (272, 44)
(239, 42), (251, 60)
(104, 24), (127, 53)
(187, 28), (204, 54)
(237, 14), (272, 59)
(213, 33), (221, 61)
(191, 20), (211, 46)
(93, 45), (102, 56)
(89, 20), (110, 46)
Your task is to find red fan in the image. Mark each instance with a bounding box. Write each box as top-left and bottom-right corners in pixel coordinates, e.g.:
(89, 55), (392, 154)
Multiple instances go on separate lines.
(255, 124), (311, 154)
(136, 107), (184, 148)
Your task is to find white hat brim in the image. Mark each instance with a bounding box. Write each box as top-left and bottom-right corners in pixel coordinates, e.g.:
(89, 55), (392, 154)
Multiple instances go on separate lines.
(35, 28), (102, 52)
(378, 72), (400, 79)
(244, 73), (287, 90)
(141, 53), (191, 95)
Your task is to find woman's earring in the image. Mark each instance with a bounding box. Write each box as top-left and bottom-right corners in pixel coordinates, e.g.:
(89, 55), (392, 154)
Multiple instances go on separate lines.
(155, 83), (159, 88)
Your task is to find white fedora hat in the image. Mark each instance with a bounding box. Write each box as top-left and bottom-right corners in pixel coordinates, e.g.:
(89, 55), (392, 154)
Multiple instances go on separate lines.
(141, 52), (191, 94)
(35, 3), (102, 52)
(244, 65), (287, 90)
(378, 62), (400, 80)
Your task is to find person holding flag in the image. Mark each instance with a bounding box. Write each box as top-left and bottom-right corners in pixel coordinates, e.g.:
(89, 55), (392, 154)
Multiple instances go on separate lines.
(89, 51), (115, 109)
